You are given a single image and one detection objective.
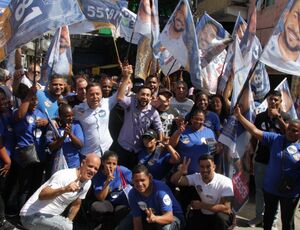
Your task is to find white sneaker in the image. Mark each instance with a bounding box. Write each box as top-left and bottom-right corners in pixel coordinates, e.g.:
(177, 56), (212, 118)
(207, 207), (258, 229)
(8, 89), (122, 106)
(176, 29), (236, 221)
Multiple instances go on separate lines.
(248, 217), (263, 227)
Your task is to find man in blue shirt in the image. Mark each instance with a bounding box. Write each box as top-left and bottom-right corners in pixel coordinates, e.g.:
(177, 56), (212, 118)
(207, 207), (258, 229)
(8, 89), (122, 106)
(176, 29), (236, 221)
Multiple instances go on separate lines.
(117, 164), (184, 230)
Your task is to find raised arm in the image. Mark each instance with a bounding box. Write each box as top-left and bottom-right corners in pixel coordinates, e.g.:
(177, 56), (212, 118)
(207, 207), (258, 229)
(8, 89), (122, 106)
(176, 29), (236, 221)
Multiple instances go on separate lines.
(234, 105), (263, 141)
(117, 63), (133, 102)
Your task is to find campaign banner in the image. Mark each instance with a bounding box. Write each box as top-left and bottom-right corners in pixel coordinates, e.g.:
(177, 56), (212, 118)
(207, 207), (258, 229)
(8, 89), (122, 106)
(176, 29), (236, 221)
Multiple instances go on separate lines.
(217, 14), (247, 95)
(255, 78), (298, 119)
(196, 12), (231, 68)
(0, 0), (85, 62)
(260, 0), (300, 76)
(160, 0), (201, 89)
(42, 25), (72, 85)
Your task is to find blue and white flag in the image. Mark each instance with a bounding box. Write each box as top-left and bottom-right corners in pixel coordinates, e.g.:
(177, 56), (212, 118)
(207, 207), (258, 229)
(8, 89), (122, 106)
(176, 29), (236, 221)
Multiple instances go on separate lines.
(160, 0), (201, 89)
(219, 80), (256, 158)
(196, 12), (232, 68)
(0, 0), (85, 62)
(196, 13), (231, 94)
(41, 25), (72, 85)
(0, 0), (9, 16)
(135, 0), (159, 52)
(260, 0), (300, 76)
(217, 14), (247, 95)
(255, 78), (298, 119)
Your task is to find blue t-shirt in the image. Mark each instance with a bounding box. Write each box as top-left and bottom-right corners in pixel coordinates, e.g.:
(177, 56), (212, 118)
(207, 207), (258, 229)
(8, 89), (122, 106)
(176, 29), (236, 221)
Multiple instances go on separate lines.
(128, 179), (184, 223)
(262, 132), (300, 198)
(204, 111), (221, 135)
(0, 110), (14, 166)
(37, 90), (59, 119)
(176, 126), (215, 174)
(93, 166), (132, 205)
(46, 121), (84, 168)
(138, 147), (172, 180)
(13, 109), (47, 157)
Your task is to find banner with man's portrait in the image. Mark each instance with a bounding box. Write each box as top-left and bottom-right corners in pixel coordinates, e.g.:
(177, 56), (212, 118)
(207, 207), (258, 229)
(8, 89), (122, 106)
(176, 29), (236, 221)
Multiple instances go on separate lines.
(260, 0), (300, 76)
(159, 0), (201, 89)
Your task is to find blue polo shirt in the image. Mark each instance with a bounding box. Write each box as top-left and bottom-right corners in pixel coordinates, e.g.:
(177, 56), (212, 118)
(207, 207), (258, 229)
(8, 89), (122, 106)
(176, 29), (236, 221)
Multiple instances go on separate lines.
(204, 111), (221, 135)
(176, 126), (215, 174)
(128, 179), (184, 223)
(13, 108), (47, 161)
(0, 110), (14, 166)
(262, 132), (300, 198)
(138, 148), (172, 180)
(93, 166), (132, 205)
(46, 121), (84, 168)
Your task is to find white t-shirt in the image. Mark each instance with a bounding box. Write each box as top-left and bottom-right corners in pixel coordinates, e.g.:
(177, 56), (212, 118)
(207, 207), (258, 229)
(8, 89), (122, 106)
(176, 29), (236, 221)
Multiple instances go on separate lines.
(20, 168), (91, 216)
(186, 172), (233, 215)
(170, 98), (194, 117)
(73, 94), (117, 156)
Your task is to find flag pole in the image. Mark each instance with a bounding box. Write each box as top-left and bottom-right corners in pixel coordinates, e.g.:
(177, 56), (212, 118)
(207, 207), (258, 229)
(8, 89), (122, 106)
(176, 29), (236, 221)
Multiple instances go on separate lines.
(33, 38), (39, 85)
(112, 33), (121, 68)
(166, 59), (177, 77)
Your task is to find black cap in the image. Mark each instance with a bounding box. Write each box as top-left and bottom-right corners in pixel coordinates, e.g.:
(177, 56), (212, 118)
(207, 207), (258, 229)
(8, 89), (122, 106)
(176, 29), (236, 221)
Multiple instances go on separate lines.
(142, 129), (157, 139)
(158, 88), (173, 98)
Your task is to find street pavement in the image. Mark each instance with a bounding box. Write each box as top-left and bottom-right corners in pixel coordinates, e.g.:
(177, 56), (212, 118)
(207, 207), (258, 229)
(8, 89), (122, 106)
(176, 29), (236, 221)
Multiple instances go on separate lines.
(236, 196), (300, 230)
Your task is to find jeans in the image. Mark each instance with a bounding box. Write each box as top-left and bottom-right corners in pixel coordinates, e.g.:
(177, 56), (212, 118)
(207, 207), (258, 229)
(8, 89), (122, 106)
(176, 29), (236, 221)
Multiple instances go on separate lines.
(263, 191), (299, 230)
(20, 213), (73, 230)
(254, 161), (267, 218)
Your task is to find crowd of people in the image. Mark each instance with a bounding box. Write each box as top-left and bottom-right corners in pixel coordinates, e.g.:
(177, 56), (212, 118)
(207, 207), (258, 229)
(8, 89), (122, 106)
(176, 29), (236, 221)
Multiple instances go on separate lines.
(0, 54), (299, 230)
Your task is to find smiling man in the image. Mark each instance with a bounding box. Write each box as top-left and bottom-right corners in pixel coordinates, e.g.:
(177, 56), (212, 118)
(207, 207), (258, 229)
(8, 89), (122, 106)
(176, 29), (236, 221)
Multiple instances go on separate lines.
(117, 164), (184, 230)
(20, 153), (101, 230)
(261, 0), (300, 74)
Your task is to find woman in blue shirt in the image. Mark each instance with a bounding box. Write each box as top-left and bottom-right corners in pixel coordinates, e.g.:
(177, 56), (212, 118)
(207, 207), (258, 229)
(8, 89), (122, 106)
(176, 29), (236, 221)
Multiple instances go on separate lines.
(91, 151), (132, 229)
(235, 105), (300, 230)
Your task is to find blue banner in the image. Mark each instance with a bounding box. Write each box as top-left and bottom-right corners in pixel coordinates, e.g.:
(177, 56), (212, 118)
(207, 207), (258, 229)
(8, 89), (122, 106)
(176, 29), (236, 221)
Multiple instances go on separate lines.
(0, 0), (85, 61)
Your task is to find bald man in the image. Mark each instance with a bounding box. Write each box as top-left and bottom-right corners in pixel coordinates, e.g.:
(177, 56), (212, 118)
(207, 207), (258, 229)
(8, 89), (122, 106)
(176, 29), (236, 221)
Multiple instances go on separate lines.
(20, 153), (101, 230)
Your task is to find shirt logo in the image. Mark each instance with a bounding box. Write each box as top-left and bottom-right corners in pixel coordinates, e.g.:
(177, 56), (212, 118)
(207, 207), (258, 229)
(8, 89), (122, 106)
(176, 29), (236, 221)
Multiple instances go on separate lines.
(138, 201), (147, 211)
(163, 194), (171, 206)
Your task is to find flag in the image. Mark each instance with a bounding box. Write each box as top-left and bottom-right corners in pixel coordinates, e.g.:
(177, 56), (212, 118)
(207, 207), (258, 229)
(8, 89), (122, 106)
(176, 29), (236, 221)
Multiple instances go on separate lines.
(159, 0), (201, 89)
(219, 79), (256, 158)
(260, 0), (300, 76)
(135, 0), (159, 52)
(255, 78), (298, 119)
(0, 0), (85, 62)
(134, 0), (160, 79)
(41, 26), (73, 85)
(217, 14), (247, 95)
(196, 12), (231, 94)
(196, 12), (232, 68)
(159, 49), (181, 76)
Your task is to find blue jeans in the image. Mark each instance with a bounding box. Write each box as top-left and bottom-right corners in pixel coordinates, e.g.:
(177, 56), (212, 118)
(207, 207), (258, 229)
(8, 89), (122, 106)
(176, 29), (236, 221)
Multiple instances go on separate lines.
(20, 213), (72, 230)
(254, 161), (267, 217)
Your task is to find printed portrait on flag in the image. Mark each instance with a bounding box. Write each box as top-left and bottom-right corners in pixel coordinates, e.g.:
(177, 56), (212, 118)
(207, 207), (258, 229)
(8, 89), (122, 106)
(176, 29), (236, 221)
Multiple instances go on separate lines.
(196, 13), (231, 67)
(160, 1), (188, 68)
(260, 0), (300, 75)
(160, 0), (201, 89)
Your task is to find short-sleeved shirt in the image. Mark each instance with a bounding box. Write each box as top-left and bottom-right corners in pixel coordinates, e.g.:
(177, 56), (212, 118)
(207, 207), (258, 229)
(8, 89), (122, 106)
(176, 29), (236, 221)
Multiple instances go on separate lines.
(73, 95), (117, 157)
(0, 110), (14, 166)
(170, 98), (194, 117)
(262, 132), (300, 198)
(93, 166), (132, 205)
(187, 172), (233, 214)
(118, 96), (163, 153)
(254, 110), (290, 164)
(46, 121), (84, 168)
(204, 111), (221, 135)
(176, 126), (216, 174)
(128, 179), (184, 223)
(20, 168), (91, 216)
(138, 147), (173, 180)
(37, 90), (59, 119)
